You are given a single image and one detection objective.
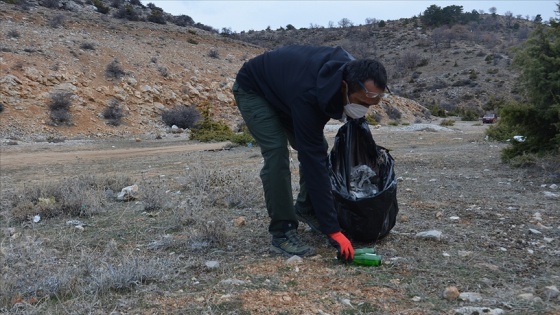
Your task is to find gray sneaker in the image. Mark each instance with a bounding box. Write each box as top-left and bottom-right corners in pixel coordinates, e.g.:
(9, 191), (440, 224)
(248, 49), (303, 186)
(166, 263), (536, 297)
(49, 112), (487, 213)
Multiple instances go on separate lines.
(270, 229), (315, 257)
(295, 204), (322, 234)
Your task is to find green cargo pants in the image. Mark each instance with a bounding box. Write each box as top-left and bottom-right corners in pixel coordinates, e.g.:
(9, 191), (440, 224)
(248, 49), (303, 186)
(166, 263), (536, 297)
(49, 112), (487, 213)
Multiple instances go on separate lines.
(233, 82), (310, 236)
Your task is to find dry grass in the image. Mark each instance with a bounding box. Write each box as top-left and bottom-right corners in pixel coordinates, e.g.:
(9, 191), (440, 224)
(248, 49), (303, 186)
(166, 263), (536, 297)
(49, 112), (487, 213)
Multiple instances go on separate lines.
(0, 158), (264, 314)
(1, 128), (559, 314)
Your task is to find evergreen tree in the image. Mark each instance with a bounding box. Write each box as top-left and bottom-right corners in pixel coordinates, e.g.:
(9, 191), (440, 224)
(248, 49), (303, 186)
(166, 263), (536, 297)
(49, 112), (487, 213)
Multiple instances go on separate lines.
(494, 2), (560, 159)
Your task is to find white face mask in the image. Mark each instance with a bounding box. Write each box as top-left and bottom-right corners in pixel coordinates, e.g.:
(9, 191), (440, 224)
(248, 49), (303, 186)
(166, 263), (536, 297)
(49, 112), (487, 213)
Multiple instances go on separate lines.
(343, 103), (369, 119)
(343, 92), (369, 119)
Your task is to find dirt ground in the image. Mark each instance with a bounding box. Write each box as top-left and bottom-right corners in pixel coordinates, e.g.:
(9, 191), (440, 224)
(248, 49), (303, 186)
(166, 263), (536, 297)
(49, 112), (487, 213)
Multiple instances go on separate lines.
(1, 120), (559, 315)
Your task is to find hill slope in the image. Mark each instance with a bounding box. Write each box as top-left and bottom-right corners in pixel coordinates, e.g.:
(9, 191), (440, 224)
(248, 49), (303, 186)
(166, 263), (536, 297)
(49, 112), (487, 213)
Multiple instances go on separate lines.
(0, 2), (535, 141)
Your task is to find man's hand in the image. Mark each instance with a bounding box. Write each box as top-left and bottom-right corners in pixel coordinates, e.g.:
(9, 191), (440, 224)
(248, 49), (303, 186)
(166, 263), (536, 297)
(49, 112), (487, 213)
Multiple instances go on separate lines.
(328, 231), (354, 263)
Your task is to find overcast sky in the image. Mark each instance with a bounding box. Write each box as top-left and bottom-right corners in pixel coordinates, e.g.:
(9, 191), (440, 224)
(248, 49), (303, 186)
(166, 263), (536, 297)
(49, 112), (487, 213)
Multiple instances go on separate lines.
(151, 1), (559, 32)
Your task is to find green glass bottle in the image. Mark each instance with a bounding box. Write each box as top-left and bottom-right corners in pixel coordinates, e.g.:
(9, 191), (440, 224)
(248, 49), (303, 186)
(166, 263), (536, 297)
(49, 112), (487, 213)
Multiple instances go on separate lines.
(353, 253), (382, 266)
(354, 248), (376, 255)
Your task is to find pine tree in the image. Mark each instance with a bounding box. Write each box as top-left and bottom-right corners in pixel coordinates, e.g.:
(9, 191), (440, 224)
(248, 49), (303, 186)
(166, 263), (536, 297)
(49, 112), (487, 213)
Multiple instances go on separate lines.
(496, 2), (560, 160)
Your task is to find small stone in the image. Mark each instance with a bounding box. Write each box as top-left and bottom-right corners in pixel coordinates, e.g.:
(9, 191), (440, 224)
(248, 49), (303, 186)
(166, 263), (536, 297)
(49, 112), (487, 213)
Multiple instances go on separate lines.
(518, 293), (535, 300)
(411, 296), (421, 302)
(435, 211), (443, 219)
(286, 255), (303, 265)
(220, 278), (245, 285)
(443, 286), (460, 300)
(475, 263), (500, 271)
(233, 216), (246, 227)
(454, 307), (504, 315)
(341, 298), (352, 306)
(205, 260), (220, 269)
(449, 216), (460, 221)
(543, 191), (559, 198)
(399, 215), (409, 222)
(415, 230), (442, 241)
(533, 212), (542, 221)
(459, 292), (482, 302)
(529, 228), (542, 235)
(544, 285), (559, 299)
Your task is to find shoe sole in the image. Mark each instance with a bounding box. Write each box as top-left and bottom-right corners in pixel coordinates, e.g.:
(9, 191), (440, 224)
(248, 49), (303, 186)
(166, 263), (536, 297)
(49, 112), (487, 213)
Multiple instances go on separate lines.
(270, 245), (316, 257)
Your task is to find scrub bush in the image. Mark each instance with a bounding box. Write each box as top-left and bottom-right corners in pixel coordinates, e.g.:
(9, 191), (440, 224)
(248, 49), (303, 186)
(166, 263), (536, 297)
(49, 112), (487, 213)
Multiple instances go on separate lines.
(48, 91), (72, 125)
(80, 42), (96, 50)
(102, 99), (125, 126)
(161, 105), (201, 129)
(105, 59), (125, 79)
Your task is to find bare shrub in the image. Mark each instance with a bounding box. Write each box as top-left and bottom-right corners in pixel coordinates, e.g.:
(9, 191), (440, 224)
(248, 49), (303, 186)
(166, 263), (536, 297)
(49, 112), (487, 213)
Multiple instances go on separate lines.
(173, 14), (194, 27)
(110, 0), (122, 8)
(161, 105), (201, 129)
(180, 160), (262, 209)
(340, 40), (371, 59)
(439, 100), (458, 112)
(527, 155), (560, 183)
(399, 51), (421, 70)
(105, 59), (125, 79)
(89, 256), (175, 293)
(42, 0), (59, 8)
(207, 49), (219, 59)
(147, 6), (166, 25)
(80, 42), (95, 50)
(102, 98), (125, 126)
(48, 91), (73, 125)
(0, 239), (177, 309)
(157, 66), (169, 77)
(0, 236), (83, 307)
(7, 29), (20, 38)
(92, 0), (109, 14)
(417, 37), (431, 47)
(16, 0), (32, 10)
(113, 4), (140, 21)
(139, 178), (169, 212)
(5, 175), (112, 223)
(48, 14), (66, 28)
(385, 105), (402, 120)
(196, 220), (229, 247)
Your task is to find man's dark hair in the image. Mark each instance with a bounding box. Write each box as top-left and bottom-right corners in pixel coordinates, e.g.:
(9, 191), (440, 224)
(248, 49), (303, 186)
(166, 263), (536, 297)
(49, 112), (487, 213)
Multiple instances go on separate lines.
(343, 59), (387, 94)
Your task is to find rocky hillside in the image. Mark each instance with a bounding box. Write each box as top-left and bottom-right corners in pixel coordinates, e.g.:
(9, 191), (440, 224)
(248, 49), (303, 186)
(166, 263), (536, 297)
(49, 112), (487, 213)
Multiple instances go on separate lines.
(0, 1), (537, 141)
(235, 15), (536, 112)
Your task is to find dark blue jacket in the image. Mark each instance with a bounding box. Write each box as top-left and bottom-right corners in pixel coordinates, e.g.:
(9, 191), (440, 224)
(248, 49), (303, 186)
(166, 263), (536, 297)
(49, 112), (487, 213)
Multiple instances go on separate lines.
(236, 45), (355, 234)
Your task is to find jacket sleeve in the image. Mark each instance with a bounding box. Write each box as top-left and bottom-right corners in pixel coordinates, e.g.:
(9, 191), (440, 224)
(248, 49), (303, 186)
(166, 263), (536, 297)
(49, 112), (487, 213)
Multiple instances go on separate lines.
(291, 101), (341, 235)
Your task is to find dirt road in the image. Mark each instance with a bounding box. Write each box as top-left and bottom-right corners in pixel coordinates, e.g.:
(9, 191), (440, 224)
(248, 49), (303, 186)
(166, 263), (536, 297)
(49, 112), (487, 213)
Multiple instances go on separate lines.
(0, 141), (229, 168)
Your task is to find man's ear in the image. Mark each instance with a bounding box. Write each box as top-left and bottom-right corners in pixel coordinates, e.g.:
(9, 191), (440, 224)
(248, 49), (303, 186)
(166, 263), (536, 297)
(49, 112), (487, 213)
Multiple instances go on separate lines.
(341, 80), (348, 94)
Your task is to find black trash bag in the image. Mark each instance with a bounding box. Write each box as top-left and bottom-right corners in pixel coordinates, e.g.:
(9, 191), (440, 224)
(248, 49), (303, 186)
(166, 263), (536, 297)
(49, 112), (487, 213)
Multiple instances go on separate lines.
(329, 117), (399, 243)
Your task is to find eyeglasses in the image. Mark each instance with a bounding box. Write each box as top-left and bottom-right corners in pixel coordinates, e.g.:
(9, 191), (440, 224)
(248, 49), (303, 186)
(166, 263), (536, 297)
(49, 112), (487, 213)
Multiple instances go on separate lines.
(358, 81), (391, 99)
